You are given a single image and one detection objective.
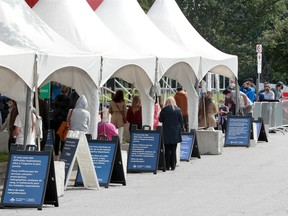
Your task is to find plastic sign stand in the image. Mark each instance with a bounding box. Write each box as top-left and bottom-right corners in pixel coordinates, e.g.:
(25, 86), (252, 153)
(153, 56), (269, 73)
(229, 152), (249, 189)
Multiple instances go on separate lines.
(224, 116), (252, 147)
(0, 146), (58, 210)
(60, 131), (99, 190)
(75, 136), (126, 188)
(180, 129), (201, 161)
(127, 126), (162, 174)
(252, 118), (268, 143)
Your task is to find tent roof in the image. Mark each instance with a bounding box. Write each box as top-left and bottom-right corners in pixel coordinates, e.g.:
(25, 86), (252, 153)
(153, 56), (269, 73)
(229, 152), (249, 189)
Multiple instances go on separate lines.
(0, 0), (102, 138)
(0, 41), (35, 90)
(0, 0), (100, 86)
(32, 0), (156, 86)
(95, 0), (201, 81)
(147, 0), (238, 79)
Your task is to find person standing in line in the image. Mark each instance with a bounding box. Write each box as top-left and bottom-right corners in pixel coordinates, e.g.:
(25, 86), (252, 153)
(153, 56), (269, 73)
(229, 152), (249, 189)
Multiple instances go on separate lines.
(218, 99), (229, 133)
(198, 91), (217, 128)
(13, 112), (36, 147)
(0, 100), (18, 152)
(174, 84), (189, 132)
(34, 91), (49, 151)
(69, 95), (90, 133)
(271, 81), (284, 100)
(240, 81), (255, 102)
(261, 83), (275, 100)
(126, 95), (142, 132)
(53, 86), (71, 159)
(159, 97), (183, 171)
(109, 90), (127, 143)
(153, 95), (162, 129)
(98, 107), (118, 141)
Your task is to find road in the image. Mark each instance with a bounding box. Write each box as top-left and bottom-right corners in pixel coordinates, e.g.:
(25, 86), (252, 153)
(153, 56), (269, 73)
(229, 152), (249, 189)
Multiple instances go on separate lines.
(1, 131), (288, 216)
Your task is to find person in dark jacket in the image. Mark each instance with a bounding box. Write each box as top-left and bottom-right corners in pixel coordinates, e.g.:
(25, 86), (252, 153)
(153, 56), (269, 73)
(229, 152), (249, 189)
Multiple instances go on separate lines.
(159, 96), (183, 171)
(53, 86), (71, 159)
(34, 91), (49, 151)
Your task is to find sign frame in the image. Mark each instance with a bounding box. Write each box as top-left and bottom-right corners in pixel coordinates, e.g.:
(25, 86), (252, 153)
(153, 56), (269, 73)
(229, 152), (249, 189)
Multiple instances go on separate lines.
(75, 136), (125, 188)
(180, 131), (195, 161)
(0, 147), (57, 210)
(127, 126), (162, 174)
(224, 116), (252, 147)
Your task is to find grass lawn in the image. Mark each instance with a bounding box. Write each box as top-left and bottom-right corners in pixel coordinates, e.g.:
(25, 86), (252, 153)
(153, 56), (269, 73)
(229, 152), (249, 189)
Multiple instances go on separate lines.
(0, 152), (9, 163)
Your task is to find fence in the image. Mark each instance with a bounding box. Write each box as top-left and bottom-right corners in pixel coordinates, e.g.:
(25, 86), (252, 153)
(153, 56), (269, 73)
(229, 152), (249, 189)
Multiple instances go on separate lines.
(252, 101), (288, 130)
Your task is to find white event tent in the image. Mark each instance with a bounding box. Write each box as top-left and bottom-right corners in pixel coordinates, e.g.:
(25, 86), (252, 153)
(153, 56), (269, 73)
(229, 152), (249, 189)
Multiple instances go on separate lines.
(147, 0), (238, 80)
(33, 0), (156, 128)
(96, 0), (201, 129)
(0, 41), (35, 126)
(0, 0), (101, 138)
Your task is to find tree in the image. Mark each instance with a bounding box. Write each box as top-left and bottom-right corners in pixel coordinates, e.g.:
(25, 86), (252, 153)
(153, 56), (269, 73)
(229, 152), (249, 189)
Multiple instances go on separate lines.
(138, 0), (288, 84)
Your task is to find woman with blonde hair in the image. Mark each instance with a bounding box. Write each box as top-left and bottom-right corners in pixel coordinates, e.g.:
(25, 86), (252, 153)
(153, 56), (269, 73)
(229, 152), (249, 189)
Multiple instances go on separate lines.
(159, 96), (183, 171)
(126, 95), (142, 131)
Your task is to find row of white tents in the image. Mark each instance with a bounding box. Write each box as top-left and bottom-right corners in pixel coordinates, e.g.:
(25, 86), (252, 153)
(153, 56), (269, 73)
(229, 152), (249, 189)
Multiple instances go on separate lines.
(0, 0), (238, 145)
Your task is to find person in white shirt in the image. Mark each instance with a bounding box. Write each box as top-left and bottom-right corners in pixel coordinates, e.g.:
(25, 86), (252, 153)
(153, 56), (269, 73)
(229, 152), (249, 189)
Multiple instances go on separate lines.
(262, 83), (275, 100)
(13, 113), (36, 146)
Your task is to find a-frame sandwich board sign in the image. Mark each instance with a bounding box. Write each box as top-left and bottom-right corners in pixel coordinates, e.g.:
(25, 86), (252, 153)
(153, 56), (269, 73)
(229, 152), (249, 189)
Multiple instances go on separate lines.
(180, 129), (200, 161)
(75, 136), (126, 188)
(224, 116), (252, 147)
(127, 125), (162, 174)
(0, 146), (58, 210)
(252, 117), (268, 143)
(142, 125), (165, 172)
(60, 131), (99, 190)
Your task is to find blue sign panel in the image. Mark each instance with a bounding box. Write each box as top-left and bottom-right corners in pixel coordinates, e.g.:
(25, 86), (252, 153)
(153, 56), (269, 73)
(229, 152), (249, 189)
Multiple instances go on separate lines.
(127, 131), (161, 172)
(180, 134), (194, 161)
(60, 138), (79, 183)
(225, 116), (251, 147)
(46, 129), (54, 147)
(1, 153), (49, 207)
(75, 141), (116, 187)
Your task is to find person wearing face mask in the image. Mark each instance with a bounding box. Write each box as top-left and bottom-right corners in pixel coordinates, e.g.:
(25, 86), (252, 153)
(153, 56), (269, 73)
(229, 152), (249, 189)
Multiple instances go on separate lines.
(218, 100), (229, 133)
(260, 83), (275, 100)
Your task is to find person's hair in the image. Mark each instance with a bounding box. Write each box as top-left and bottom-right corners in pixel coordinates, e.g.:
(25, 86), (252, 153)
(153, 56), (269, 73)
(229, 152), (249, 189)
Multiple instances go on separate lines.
(176, 84), (183, 91)
(61, 86), (70, 94)
(164, 96), (177, 110)
(113, 90), (124, 103)
(223, 89), (231, 95)
(131, 96), (141, 113)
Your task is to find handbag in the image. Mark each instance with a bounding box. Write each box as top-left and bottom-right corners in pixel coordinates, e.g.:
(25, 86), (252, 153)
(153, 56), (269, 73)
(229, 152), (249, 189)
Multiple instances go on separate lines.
(56, 109), (73, 141)
(115, 102), (127, 124)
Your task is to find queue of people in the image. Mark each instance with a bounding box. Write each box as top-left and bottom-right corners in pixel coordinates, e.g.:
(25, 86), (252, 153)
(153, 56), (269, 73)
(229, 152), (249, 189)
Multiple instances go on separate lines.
(0, 80), (286, 168)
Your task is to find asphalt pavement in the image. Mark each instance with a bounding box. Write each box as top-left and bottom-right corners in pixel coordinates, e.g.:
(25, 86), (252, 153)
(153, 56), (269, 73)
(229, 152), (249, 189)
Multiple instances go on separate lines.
(1, 131), (288, 216)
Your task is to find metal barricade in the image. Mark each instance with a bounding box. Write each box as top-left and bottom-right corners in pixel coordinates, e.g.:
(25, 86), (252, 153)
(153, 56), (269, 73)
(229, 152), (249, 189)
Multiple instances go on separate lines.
(253, 102), (286, 130)
(282, 100), (288, 126)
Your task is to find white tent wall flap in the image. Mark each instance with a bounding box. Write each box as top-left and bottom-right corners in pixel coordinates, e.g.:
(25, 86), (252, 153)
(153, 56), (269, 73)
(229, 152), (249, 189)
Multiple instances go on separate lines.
(0, 0), (101, 138)
(96, 0), (201, 129)
(0, 41), (36, 141)
(147, 0), (238, 80)
(33, 0), (156, 128)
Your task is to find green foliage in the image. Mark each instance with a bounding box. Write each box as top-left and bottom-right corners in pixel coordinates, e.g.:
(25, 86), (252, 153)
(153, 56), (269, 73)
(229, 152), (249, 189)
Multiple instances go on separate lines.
(139, 0), (287, 84)
(0, 152), (9, 163)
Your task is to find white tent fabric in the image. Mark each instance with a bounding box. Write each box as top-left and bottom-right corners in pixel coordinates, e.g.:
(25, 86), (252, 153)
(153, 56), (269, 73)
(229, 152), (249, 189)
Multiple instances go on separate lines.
(0, 0), (101, 138)
(147, 0), (238, 79)
(33, 0), (156, 129)
(96, 0), (201, 129)
(0, 41), (35, 126)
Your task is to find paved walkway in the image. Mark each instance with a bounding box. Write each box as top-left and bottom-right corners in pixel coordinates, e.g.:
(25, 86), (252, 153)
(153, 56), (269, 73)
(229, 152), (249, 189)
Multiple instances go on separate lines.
(1, 131), (288, 216)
